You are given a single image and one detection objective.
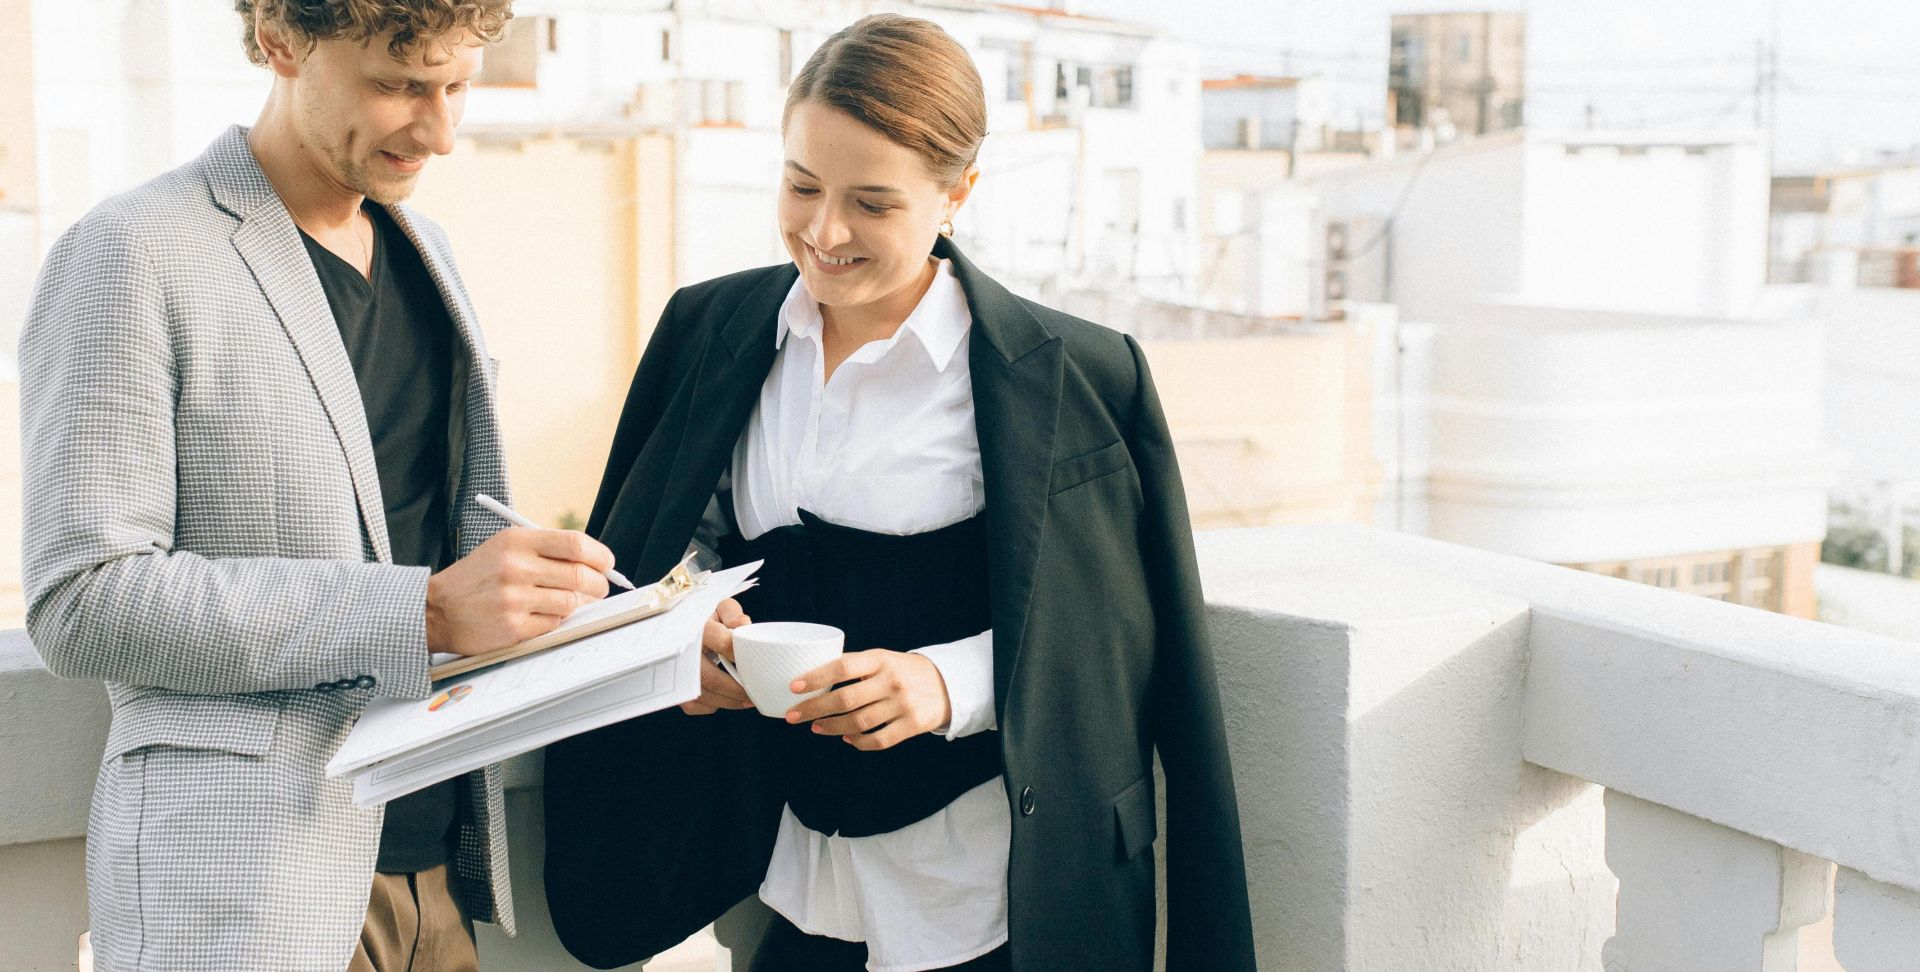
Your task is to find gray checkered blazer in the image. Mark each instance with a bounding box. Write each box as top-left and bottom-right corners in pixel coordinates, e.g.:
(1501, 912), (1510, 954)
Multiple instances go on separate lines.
(20, 126), (516, 971)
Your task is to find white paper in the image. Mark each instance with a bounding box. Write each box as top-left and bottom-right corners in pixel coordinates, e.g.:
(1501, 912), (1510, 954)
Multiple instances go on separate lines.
(350, 650), (699, 806)
(327, 561), (758, 804)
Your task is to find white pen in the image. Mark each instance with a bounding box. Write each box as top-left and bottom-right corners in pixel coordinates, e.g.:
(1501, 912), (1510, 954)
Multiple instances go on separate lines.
(474, 493), (636, 591)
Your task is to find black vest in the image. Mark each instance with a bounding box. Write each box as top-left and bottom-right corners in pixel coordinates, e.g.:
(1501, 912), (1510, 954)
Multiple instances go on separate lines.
(718, 509), (1002, 838)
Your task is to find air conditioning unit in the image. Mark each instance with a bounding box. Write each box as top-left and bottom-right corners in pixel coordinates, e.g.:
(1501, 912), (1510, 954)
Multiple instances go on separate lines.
(1317, 217), (1386, 317)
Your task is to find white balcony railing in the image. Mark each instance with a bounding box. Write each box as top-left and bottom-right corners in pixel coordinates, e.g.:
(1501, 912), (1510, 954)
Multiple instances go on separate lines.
(4, 525), (1917, 970)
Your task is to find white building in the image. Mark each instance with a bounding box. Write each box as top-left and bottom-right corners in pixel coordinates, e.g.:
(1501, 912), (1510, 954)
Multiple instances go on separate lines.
(1310, 129), (1773, 323)
(1201, 74), (1334, 154)
(1414, 303), (1831, 614)
(1771, 163), (1920, 289)
(26, 0), (269, 245)
(1757, 284), (1920, 573)
(1194, 156), (1316, 318)
(1312, 128), (1830, 614)
(461, 0), (1207, 301)
(1191, 75), (1350, 321)
(12, 0), (1207, 305)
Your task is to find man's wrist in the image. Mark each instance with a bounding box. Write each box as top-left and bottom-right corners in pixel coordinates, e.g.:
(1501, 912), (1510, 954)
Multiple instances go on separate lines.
(423, 570), (447, 654)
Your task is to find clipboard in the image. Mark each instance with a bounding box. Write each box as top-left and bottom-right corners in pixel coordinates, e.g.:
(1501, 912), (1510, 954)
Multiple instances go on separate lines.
(428, 555), (707, 682)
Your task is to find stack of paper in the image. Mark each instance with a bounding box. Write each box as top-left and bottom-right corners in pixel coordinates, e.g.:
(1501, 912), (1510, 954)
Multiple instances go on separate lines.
(327, 560), (760, 807)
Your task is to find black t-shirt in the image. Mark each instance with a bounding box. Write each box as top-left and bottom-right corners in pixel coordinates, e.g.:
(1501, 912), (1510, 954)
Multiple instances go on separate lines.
(300, 203), (458, 874)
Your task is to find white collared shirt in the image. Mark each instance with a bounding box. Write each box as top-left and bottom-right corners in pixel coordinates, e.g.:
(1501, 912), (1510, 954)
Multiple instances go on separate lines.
(731, 258), (1008, 972)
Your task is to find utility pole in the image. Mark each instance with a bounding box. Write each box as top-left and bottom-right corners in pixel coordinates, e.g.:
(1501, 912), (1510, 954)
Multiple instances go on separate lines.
(1755, 0), (1782, 168)
(1768, 0), (1782, 167)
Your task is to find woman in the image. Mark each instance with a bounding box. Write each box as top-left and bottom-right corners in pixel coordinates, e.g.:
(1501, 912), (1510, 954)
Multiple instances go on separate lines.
(544, 14), (1255, 972)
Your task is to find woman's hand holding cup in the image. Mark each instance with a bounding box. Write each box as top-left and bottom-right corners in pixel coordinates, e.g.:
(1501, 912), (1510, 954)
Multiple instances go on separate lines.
(682, 597), (753, 716)
(785, 650), (953, 751)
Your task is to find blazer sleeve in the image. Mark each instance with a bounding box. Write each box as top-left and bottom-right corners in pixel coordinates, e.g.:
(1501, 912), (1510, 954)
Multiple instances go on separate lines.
(1123, 335), (1259, 969)
(546, 288), (787, 969)
(18, 212), (434, 699)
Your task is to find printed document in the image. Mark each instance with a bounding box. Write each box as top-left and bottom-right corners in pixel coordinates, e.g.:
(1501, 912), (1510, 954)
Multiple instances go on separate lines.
(327, 561), (760, 806)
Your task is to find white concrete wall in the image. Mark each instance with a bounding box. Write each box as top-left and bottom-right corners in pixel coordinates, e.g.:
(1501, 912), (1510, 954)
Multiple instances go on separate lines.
(1199, 528), (1614, 971)
(8, 526), (1918, 969)
(1423, 303), (1831, 564)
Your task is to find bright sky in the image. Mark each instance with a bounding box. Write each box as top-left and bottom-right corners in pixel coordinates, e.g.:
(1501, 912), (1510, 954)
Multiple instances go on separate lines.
(1081, 0), (1920, 173)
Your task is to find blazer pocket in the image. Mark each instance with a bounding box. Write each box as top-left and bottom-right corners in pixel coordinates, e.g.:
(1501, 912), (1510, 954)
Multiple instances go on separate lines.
(105, 692), (282, 760)
(1050, 439), (1130, 496)
(1111, 774), (1158, 861)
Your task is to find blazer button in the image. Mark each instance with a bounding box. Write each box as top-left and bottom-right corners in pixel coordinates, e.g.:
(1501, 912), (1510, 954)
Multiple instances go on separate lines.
(1019, 786), (1036, 817)
(334, 679), (355, 691)
(354, 675), (377, 690)
(314, 682), (335, 692)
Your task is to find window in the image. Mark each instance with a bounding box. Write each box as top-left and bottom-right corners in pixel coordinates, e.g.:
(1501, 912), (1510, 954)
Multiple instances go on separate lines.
(980, 39), (1029, 104)
(1108, 65), (1135, 108)
(697, 80), (745, 126)
(476, 15), (551, 87)
(1570, 547), (1788, 613)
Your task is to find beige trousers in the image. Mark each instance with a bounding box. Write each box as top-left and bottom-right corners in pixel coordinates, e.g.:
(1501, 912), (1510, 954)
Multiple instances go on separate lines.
(347, 864), (478, 972)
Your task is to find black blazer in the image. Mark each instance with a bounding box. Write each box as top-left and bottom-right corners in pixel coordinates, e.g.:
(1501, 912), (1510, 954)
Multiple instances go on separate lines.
(543, 238), (1256, 971)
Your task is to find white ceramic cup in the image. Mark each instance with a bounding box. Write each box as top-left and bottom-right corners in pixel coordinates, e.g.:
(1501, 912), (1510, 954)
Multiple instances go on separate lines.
(718, 621), (845, 718)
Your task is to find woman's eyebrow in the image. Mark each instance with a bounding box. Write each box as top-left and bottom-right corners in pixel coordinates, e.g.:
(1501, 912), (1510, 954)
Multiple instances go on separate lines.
(784, 160), (903, 195)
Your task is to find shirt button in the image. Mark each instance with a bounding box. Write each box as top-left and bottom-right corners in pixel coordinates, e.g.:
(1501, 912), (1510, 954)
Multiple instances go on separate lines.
(1019, 786), (1036, 817)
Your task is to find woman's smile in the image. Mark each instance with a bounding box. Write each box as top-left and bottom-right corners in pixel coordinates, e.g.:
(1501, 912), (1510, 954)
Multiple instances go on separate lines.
(805, 242), (869, 275)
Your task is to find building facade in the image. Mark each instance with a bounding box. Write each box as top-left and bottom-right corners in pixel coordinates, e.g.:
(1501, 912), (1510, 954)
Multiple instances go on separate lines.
(1387, 11), (1526, 146)
(1311, 130), (1773, 324)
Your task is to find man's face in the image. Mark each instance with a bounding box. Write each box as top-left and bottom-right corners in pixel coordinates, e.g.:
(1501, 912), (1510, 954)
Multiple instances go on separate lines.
(288, 32), (484, 204)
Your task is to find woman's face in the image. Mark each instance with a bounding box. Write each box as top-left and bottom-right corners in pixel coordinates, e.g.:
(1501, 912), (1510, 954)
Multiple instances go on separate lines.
(778, 100), (975, 314)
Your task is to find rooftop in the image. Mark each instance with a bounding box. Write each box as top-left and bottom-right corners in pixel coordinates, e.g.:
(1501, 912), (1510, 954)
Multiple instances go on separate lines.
(5, 525), (1917, 970)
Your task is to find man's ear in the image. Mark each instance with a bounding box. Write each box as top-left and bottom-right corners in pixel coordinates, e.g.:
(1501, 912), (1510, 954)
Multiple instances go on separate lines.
(255, 20), (306, 80)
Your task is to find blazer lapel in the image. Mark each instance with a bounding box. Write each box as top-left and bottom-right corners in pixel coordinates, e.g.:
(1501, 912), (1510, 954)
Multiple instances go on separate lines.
(384, 204), (510, 545)
(945, 239), (1062, 711)
(206, 128), (393, 563)
(621, 265), (792, 579)
(385, 205), (496, 398)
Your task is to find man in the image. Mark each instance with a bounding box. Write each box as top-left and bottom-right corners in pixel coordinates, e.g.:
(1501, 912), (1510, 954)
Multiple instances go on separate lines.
(19, 2), (614, 969)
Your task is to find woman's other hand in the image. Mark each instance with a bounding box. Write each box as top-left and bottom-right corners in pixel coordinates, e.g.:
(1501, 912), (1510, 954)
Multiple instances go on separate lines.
(682, 597), (753, 715)
(785, 650), (952, 750)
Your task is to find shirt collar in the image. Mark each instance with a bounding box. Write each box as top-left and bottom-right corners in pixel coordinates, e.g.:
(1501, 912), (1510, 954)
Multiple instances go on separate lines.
(775, 258), (972, 373)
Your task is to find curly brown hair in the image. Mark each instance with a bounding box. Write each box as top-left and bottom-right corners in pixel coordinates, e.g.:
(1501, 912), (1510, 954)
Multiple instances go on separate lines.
(234, 0), (514, 66)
